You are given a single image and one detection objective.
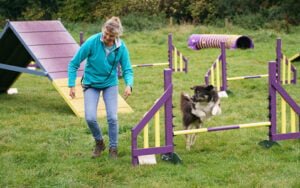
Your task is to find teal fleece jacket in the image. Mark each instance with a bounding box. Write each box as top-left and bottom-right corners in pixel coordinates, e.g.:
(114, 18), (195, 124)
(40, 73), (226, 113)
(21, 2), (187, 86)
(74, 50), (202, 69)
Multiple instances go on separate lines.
(68, 33), (133, 89)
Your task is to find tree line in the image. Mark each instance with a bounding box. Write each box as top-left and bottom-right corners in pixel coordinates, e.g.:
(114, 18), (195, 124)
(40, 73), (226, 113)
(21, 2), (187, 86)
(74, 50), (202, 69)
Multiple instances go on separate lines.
(1, 0), (299, 30)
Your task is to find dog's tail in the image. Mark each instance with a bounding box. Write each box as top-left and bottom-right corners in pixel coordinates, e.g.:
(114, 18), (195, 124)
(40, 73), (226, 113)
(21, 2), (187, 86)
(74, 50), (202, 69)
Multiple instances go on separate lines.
(180, 92), (193, 113)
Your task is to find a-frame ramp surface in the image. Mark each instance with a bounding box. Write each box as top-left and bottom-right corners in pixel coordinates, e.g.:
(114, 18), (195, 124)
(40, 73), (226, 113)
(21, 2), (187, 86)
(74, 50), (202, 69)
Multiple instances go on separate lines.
(0, 20), (133, 117)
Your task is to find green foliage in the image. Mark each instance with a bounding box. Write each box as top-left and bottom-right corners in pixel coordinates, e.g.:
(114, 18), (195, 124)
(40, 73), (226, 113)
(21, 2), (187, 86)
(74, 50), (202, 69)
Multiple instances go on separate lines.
(56, 0), (95, 22)
(159, 0), (193, 23)
(0, 15), (5, 28)
(1, 0), (300, 30)
(92, 0), (125, 21)
(121, 13), (167, 32)
(93, 0), (160, 21)
(280, 0), (300, 25)
(21, 1), (47, 20)
(264, 20), (291, 33)
(0, 0), (28, 19)
(232, 14), (265, 30)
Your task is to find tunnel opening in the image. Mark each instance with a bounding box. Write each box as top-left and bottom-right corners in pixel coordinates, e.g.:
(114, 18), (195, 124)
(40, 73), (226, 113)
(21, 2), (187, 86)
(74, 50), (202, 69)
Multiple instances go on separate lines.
(236, 36), (253, 49)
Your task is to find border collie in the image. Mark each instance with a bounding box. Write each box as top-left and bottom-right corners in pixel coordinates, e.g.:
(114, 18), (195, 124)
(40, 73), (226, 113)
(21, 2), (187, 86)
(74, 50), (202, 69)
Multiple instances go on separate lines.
(180, 85), (221, 150)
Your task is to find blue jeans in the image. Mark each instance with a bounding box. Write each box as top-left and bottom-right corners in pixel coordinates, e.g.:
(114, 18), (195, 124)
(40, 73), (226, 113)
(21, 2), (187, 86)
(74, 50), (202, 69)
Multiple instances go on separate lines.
(84, 86), (118, 148)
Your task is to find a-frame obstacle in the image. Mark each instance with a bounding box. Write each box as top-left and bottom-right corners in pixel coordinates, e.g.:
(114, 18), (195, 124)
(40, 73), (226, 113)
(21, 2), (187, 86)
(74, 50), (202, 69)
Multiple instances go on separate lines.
(0, 20), (133, 117)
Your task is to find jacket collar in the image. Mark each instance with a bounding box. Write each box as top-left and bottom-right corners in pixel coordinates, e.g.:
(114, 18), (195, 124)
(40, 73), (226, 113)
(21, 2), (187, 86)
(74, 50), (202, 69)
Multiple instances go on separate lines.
(100, 32), (121, 49)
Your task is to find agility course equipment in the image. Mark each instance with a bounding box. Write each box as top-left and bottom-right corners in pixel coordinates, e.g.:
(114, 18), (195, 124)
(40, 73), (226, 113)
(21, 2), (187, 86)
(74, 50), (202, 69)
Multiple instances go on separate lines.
(204, 39), (297, 93)
(289, 52), (300, 62)
(188, 34), (254, 50)
(124, 34), (188, 72)
(0, 20), (133, 117)
(168, 34), (188, 73)
(127, 34), (188, 72)
(81, 33), (188, 74)
(131, 61), (300, 166)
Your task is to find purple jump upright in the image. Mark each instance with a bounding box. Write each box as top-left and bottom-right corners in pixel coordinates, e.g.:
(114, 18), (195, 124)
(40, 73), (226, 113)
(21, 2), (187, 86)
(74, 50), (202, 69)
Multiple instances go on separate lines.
(131, 68), (174, 166)
(188, 34), (254, 50)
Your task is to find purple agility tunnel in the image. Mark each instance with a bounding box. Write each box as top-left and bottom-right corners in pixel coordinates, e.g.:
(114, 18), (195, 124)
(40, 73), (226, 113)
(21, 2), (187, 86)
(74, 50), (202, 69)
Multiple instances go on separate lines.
(188, 34), (254, 50)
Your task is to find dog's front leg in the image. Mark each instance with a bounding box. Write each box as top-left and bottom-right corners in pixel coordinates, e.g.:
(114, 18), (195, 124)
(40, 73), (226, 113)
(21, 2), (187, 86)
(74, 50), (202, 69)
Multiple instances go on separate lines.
(191, 122), (202, 147)
(185, 124), (195, 150)
(190, 133), (197, 146)
(185, 134), (191, 150)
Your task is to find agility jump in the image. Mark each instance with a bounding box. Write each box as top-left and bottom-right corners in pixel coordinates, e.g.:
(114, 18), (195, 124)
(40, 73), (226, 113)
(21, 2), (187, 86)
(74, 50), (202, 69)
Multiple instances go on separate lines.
(131, 61), (300, 166)
(80, 32), (188, 74)
(205, 39), (297, 93)
(131, 34), (188, 73)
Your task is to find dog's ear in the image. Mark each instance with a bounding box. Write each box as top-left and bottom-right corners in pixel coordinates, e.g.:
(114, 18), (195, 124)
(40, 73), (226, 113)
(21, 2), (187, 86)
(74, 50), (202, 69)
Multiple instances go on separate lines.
(190, 86), (196, 90)
(205, 85), (214, 91)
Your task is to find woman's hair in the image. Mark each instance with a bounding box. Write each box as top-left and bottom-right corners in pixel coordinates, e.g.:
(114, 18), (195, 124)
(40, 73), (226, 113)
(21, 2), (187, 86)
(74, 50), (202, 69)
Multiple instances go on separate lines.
(102, 16), (123, 37)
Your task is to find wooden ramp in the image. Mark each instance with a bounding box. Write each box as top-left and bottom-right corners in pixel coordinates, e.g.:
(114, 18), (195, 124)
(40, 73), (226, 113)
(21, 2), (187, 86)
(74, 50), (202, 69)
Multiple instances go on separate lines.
(0, 20), (133, 117)
(52, 78), (133, 117)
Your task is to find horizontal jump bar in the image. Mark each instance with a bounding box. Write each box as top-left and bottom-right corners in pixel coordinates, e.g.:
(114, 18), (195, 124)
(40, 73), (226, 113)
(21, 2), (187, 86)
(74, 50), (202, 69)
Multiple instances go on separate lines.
(227, 74), (268, 81)
(173, 121), (271, 135)
(132, 63), (169, 68)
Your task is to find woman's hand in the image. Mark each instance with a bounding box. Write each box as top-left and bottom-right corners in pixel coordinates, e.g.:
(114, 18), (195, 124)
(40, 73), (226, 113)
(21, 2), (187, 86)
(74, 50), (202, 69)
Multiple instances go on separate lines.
(123, 86), (132, 100)
(69, 87), (76, 99)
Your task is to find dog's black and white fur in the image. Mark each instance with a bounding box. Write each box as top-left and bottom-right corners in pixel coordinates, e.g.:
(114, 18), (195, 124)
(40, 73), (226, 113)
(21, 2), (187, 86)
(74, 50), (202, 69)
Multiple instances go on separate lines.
(180, 85), (221, 150)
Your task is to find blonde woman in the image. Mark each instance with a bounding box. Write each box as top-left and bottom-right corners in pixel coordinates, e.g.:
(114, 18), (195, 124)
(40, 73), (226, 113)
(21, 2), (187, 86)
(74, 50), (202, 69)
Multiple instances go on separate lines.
(68, 17), (133, 159)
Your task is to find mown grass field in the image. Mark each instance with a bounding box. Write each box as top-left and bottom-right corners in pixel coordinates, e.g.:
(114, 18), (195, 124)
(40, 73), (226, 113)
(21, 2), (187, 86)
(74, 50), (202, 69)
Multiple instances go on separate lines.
(0, 23), (300, 187)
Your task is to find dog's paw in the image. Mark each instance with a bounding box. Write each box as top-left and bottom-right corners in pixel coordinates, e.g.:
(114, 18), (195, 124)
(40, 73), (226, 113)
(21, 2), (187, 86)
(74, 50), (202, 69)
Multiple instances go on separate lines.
(212, 104), (222, 116)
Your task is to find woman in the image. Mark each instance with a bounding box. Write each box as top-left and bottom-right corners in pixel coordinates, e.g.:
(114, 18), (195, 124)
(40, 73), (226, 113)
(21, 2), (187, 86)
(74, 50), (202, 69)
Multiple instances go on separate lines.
(68, 17), (133, 159)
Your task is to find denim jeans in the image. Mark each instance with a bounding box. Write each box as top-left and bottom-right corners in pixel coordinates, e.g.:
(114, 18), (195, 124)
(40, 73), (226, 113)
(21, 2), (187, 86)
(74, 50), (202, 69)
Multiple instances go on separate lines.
(84, 86), (118, 148)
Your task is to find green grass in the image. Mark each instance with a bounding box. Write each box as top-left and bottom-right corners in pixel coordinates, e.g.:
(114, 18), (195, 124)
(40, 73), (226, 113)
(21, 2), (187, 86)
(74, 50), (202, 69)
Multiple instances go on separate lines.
(1, 24), (300, 187)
